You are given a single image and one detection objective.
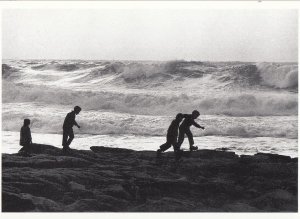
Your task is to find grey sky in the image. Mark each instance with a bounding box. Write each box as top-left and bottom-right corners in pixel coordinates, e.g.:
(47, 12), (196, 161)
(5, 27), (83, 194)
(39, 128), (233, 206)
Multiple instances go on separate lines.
(2, 9), (298, 62)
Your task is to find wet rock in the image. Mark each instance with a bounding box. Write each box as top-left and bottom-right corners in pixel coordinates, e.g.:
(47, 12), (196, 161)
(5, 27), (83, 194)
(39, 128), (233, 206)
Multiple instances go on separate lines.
(95, 193), (129, 210)
(90, 146), (134, 154)
(69, 181), (86, 191)
(2, 144), (298, 212)
(254, 153), (292, 163)
(131, 197), (197, 212)
(2, 192), (35, 212)
(102, 184), (131, 200)
(65, 199), (102, 212)
(21, 193), (63, 212)
(222, 202), (259, 212)
(251, 189), (297, 212)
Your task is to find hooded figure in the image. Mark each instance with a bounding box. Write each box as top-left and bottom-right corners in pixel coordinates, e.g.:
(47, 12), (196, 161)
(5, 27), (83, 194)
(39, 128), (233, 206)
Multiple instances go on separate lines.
(19, 118), (32, 155)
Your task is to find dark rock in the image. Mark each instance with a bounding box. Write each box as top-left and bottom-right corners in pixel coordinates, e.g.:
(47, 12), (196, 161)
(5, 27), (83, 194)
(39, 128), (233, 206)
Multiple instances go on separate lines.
(2, 192), (35, 212)
(191, 149), (238, 159)
(95, 193), (129, 210)
(130, 197), (197, 212)
(90, 146), (134, 154)
(2, 144), (297, 212)
(102, 184), (131, 200)
(251, 189), (297, 212)
(65, 199), (101, 212)
(21, 193), (63, 212)
(254, 153), (292, 163)
(222, 202), (259, 212)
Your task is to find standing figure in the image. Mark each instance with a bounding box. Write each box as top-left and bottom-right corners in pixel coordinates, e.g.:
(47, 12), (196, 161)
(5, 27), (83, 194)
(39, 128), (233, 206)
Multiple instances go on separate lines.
(19, 118), (32, 156)
(157, 113), (184, 159)
(177, 110), (205, 151)
(62, 106), (81, 152)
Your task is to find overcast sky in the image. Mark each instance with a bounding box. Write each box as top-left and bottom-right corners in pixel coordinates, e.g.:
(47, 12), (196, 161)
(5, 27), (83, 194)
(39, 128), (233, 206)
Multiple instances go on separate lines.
(2, 9), (298, 62)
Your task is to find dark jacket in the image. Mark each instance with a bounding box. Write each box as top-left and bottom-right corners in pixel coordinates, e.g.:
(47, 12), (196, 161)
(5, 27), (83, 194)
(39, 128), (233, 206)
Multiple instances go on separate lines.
(63, 111), (78, 130)
(20, 126), (32, 146)
(167, 119), (181, 138)
(180, 114), (201, 129)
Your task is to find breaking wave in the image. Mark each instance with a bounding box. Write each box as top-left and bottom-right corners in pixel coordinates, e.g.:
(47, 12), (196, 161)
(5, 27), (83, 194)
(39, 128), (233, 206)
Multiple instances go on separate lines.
(2, 81), (297, 117)
(2, 102), (297, 139)
(257, 62), (298, 89)
(3, 60), (298, 90)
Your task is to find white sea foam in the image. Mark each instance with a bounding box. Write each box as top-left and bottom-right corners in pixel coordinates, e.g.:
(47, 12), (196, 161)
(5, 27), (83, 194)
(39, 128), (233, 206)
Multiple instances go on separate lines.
(2, 79), (297, 117)
(2, 103), (297, 139)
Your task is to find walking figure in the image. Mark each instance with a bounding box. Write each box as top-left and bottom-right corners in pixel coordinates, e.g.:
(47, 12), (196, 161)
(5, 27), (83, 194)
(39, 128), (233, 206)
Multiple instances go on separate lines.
(62, 106), (81, 153)
(157, 113), (184, 159)
(177, 110), (205, 151)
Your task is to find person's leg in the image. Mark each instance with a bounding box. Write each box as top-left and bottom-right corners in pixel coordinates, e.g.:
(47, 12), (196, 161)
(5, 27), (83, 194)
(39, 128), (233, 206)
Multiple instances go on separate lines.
(66, 129), (74, 147)
(24, 143), (31, 154)
(177, 128), (185, 149)
(186, 129), (198, 151)
(185, 129), (195, 147)
(160, 135), (174, 152)
(19, 146), (25, 153)
(157, 136), (173, 157)
(171, 137), (179, 152)
(160, 142), (172, 152)
(18, 143), (31, 156)
(171, 138), (183, 160)
(62, 130), (68, 147)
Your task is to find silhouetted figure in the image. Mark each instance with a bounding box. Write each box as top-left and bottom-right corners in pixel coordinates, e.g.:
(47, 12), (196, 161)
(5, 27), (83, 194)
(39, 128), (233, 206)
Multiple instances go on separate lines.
(62, 106), (81, 153)
(157, 113), (184, 159)
(177, 110), (205, 151)
(19, 119), (32, 156)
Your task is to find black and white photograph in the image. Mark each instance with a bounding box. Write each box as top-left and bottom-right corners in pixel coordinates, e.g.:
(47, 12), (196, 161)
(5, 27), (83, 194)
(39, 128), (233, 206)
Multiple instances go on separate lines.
(1, 1), (298, 213)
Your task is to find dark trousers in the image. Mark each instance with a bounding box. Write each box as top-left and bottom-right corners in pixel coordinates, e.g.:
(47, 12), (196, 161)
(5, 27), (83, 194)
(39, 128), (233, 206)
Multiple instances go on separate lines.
(19, 143), (31, 153)
(159, 135), (179, 152)
(177, 127), (194, 149)
(62, 128), (74, 149)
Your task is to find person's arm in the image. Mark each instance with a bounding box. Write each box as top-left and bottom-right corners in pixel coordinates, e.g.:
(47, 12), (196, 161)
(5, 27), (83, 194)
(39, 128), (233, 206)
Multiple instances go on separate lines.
(192, 120), (205, 129)
(29, 128), (32, 144)
(73, 115), (80, 128)
(71, 113), (80, 128)
(74, 120), (80, 128)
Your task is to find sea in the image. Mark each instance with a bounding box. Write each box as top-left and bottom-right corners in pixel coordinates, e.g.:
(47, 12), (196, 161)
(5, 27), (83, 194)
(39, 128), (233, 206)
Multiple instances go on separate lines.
(1, 60), (298, 157)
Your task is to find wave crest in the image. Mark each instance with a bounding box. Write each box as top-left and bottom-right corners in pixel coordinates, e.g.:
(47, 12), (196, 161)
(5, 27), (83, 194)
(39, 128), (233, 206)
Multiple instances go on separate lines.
(3, 81), (297, 117)
(257, 62), (298, 89)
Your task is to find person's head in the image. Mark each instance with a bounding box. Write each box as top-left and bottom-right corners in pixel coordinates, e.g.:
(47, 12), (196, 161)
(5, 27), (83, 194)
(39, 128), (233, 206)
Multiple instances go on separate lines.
(192, 110), (200, 119)
(175, 113), (183, 122)
(74, 106), (81, 115)
(23, 119), (30, 127)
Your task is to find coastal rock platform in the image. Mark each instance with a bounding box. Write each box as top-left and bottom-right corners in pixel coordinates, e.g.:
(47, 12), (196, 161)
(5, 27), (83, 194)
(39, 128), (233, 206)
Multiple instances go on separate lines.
(2, 143), (298, 212)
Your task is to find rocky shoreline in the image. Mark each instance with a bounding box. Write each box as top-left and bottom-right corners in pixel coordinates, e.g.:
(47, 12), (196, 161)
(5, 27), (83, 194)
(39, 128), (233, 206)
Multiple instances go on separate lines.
(2, 143), (298, 212)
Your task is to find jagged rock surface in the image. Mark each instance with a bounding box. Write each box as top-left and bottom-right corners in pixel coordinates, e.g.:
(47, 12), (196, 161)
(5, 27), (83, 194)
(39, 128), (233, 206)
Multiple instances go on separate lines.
(2, 144), (298, 212)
